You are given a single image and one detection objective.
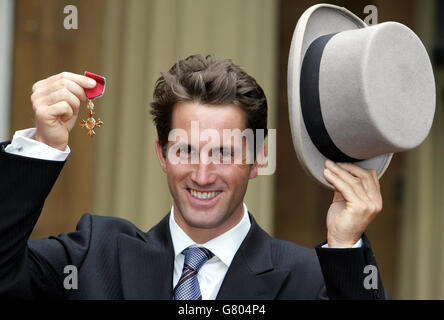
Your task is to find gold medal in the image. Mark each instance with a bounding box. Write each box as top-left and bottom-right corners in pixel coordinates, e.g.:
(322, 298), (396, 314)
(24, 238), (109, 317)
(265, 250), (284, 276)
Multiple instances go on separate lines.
(80, 99), (103, 137)
(80, 71), (106, 137)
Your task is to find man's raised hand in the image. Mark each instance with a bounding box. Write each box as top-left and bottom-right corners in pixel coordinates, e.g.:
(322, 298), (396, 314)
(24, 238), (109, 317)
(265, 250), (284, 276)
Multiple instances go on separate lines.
(31, 72), (97, 151)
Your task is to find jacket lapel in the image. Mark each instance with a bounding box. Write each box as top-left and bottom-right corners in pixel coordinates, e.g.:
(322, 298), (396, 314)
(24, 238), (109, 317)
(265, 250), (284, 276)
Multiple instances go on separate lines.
(117, 212), (289, 300)
(216, 214), (289, 300)
(118, 214), (175, 299)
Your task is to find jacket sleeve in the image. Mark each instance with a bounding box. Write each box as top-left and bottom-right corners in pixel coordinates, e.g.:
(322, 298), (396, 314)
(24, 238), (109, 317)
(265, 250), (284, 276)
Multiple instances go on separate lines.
(315, 233), (390, 300)
(0, 141), (91, 299)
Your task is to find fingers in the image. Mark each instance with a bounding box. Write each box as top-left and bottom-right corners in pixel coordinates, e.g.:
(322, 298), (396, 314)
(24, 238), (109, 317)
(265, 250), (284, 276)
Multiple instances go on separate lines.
(51, 101), (74, 122)
(36, 101), (73, 123)
(33, 77), (88, 102)
(336, 162), (380, 192)
(324, 160), (369, 202)
(336, 162), (382, 212)
(35, 87), (80, 109)
(32, 89), (81, 126)
(324, 160), (383, 214)
(33, 72), (96, 92)
(324, 167), (360, 204)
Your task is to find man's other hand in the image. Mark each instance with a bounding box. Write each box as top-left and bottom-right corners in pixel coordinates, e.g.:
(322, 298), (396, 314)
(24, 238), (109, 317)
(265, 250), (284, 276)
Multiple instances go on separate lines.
(323, 160), (383, 248)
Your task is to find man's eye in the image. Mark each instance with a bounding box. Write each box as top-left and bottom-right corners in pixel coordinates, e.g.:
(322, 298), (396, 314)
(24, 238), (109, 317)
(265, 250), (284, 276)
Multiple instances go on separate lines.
(220, 148), (232, 158)
(222, 150), (232, 157)
(181, 146), (190, 154)
(177, 146), (191, 156)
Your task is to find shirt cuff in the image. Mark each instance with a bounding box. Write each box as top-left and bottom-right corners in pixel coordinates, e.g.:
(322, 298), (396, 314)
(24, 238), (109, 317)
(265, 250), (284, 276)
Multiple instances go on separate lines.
(322, 238), (363, 249)
(4, 128), (70, 161)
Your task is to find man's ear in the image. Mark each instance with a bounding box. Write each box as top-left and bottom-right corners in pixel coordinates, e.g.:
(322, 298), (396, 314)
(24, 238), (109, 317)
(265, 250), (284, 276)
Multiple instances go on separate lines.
(155, 139), (167, 173)
(249, 144), (267, 180)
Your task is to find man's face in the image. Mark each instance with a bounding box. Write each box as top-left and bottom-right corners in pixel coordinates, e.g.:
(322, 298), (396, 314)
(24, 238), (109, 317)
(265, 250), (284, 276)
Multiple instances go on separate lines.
(155, 101), (259, 242)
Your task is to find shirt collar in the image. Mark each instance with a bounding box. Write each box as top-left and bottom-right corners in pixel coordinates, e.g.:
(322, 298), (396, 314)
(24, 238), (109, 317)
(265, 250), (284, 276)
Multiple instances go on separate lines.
(169, 203), (251, 267)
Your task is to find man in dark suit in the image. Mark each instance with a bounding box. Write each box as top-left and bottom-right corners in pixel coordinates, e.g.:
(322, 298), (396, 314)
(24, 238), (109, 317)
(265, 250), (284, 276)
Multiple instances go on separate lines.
(0, 55), (387, 299)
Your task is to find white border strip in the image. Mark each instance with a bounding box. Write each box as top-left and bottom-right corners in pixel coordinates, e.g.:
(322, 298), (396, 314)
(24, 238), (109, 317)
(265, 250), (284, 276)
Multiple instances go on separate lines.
(0, 0), (15, 141)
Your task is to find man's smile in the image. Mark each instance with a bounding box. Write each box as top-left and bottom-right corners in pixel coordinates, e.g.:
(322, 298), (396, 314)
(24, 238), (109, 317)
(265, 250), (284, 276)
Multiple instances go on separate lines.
(187, 188), (222, 200)
(185, 187), (223, 208)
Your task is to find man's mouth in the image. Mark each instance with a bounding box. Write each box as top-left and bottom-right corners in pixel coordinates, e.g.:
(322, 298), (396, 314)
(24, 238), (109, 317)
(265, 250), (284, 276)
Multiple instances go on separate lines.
(187, 188), (222, 200)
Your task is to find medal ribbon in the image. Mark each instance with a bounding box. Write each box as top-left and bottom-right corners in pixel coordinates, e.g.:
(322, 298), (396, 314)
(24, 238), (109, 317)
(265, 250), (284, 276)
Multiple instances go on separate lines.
(84, 71), (106, 99)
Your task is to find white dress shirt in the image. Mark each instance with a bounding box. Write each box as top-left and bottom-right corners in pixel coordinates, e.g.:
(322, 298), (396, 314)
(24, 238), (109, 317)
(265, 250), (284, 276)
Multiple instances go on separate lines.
(169, 204), (251, 300)
(5, 128), (70, 161)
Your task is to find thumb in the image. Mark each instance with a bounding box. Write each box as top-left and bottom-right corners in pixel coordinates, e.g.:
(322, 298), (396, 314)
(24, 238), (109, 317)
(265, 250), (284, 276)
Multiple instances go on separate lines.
(332, 191), (345, 203)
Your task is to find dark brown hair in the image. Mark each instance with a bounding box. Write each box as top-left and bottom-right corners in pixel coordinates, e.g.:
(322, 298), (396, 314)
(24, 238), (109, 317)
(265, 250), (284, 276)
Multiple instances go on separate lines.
(150, 54), (268, 157)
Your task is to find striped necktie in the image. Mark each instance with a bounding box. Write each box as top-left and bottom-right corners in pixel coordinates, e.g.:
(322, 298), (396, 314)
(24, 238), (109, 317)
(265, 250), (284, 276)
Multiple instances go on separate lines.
(173, 246), (214, 300)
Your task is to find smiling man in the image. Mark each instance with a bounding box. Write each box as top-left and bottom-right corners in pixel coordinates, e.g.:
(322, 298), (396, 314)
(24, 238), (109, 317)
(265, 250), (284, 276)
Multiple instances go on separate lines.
(0, 55), (387, 299)
(158, 101), (259, 243)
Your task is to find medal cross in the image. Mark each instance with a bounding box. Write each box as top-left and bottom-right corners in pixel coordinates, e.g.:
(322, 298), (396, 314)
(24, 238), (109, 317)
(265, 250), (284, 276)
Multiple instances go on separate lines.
(80, 99), (103, 137)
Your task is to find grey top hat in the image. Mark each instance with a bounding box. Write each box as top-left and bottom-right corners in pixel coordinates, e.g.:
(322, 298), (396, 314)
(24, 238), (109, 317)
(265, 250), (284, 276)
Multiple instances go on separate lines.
(288, 4), (436, 189)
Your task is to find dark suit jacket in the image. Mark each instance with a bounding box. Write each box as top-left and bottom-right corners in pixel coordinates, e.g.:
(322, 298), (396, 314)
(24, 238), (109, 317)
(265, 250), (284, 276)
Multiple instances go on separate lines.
(0, 141), (387, 299)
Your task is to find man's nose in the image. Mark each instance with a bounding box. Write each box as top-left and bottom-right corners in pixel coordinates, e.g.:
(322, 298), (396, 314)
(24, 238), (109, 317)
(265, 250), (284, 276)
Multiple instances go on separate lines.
(191, 160), (217, 186)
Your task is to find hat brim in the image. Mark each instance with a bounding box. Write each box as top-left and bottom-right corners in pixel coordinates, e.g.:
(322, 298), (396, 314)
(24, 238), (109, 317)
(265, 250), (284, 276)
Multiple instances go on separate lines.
(288, 4), (393, 190)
